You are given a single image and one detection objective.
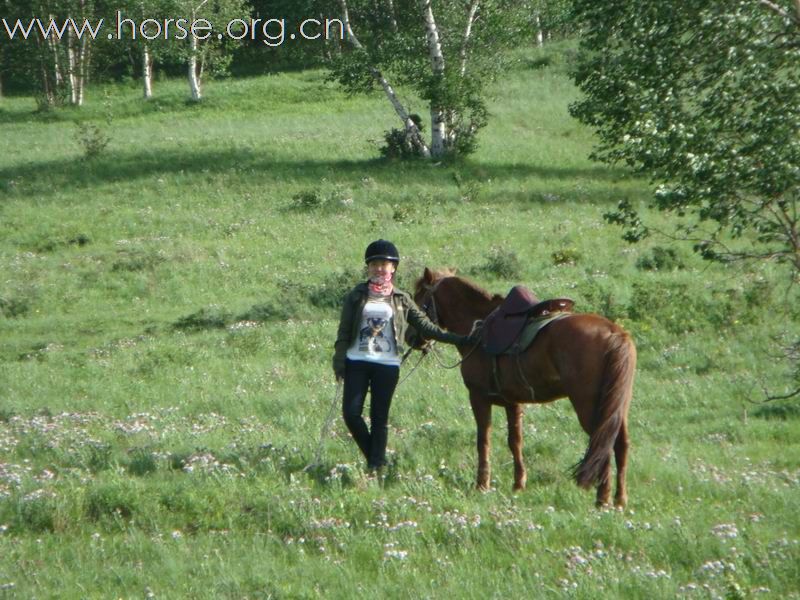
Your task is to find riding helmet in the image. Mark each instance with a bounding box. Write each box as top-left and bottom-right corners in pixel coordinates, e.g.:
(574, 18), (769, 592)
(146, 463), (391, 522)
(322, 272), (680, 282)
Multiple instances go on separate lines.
(364, 239), (400, 264)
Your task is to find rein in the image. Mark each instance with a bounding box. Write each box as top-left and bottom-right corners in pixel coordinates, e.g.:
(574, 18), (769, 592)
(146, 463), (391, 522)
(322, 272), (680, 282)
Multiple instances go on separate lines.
(419, 279), (483, 370)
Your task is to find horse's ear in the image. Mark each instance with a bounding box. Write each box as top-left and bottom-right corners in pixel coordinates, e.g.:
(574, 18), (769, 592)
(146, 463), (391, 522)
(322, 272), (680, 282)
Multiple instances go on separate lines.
(449, 266), (458, 275)
(423, 267), (435, 284)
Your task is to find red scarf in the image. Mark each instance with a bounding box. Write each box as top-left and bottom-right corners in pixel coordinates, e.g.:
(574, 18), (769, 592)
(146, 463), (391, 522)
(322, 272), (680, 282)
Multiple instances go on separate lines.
(368, 272), (394, 297)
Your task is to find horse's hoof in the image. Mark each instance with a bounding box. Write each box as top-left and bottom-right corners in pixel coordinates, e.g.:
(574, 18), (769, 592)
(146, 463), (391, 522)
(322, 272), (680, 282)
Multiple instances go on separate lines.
(476, 483), (490, 492)
(512, 483), (526, 492)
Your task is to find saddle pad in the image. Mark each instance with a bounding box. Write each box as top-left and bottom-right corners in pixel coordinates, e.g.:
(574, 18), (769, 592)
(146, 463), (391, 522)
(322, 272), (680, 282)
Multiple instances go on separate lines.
(508, 312), (573, 354)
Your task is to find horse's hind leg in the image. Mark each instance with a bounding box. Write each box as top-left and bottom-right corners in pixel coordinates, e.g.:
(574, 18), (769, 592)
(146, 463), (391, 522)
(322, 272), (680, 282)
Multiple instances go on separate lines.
(614, 420), (630, 508)
(469, 391), (492, 490)
(568, 391), (612, 507)
(505, 403), (527, 491)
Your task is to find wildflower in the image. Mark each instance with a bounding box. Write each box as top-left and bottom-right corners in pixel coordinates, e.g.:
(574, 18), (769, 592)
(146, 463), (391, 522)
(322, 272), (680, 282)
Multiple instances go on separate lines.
(711, 523), (739, 539)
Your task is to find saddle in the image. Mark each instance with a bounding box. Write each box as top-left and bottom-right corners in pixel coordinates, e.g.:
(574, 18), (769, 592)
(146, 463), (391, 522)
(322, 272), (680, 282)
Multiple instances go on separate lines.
(482, 285), (574, 355)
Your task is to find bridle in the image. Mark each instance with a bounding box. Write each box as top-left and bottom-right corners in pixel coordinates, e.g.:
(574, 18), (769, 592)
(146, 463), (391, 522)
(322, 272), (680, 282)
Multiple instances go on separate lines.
(418, 278), (445, 328)
(417, 277), (483, 369)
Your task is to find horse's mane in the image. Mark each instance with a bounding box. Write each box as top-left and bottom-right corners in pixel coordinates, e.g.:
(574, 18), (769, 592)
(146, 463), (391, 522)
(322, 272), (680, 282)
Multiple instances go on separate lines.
(414, 268), (503, 304)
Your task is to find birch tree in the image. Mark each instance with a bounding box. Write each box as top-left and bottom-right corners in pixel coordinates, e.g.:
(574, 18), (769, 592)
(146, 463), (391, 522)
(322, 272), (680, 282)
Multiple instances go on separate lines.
(116, 0), (173, 99)
(329, 0), (524, 159)
(170, 0), (248, 101)
(4, 0), (105, 107)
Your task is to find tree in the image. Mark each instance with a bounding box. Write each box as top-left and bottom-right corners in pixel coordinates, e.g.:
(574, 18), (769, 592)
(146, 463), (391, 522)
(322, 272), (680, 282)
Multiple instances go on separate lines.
(2, 0), (109, 107)
(170, 0), (249, 101)
(114, 0), (175, 99)
(571, 0), (800, 280)
(329, 0), (525, 159)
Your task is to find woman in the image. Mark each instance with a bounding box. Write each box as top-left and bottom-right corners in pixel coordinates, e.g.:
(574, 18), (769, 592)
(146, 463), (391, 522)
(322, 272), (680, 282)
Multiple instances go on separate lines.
(332, 240), (478, 471)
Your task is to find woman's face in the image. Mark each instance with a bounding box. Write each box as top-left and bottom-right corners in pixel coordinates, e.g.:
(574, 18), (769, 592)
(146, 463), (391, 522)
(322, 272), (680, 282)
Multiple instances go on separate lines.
(367, 259), (396, 279)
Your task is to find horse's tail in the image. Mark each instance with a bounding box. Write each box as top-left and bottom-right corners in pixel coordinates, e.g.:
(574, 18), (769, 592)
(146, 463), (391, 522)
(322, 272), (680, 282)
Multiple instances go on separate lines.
(573, 330), (636, 489)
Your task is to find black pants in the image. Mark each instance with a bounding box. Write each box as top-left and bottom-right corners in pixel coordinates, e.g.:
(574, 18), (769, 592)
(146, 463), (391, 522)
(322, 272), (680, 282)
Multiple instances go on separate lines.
(342, 359), (400, 469)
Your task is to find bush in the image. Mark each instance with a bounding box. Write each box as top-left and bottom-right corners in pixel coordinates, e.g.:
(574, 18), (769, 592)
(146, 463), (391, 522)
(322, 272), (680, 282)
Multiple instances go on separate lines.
(636, 246), (684, 271)
(15, 492), (59, 532)
(472, 247), (523, 280)
(85, 480), (141, 520)
(551, 247), (581, 266)
(308, 268), (362, 310)
(127, 448), (158, 476)
(74, 122), (110, 160)
(289, 183), (353, 212)
(173, 307), (232, 331)
(0, 295), (31, 318)
(380, 114), (425, 160)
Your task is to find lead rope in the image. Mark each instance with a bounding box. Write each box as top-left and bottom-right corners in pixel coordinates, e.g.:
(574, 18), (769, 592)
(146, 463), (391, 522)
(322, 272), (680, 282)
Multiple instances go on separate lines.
(303, 380), (343, 472)
(303, 349), (430, 472)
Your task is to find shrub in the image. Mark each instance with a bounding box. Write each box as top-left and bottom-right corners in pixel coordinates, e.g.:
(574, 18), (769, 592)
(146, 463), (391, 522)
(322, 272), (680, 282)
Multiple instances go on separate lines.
(16, 491), (59, 532)
(0, 295), (31, 318)
(379, 114), (425, 160)
(173, 307), (232, 331)
(551, 247), (581, 266)
(127, 448), (158, 476)
(473, 247), (522, 279)
(111, 248), (166, 272)
(308, 268), (362, 310)
(291, 189), (327, 211)
(74, 122), (110, 160)
(636, 246), (684, 271)
(290, 183), (353, 212)
(85, 480), (140, 520)
(237, 302), (291, 322)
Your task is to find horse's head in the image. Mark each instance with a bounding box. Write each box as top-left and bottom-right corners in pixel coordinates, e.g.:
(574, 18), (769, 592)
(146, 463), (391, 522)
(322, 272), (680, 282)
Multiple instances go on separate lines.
(413, 267), (500, 335)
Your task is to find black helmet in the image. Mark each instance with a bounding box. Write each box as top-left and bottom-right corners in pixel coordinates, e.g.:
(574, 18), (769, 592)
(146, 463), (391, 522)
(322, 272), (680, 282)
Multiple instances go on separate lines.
(364, 239), (400, 264)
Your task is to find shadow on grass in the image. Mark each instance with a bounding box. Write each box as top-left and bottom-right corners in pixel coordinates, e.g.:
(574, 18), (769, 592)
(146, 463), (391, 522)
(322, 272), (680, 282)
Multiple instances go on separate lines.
(0, 92), (229, 126)
(752, 402), (800, 420)
(1, 146), (634, 201)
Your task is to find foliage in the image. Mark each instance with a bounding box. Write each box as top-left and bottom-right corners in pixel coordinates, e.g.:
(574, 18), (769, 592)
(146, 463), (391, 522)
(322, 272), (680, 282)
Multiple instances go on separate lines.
(635, 246), (684, 272)
(327, 0), (526, 159)
(73, 121), (110, 159)
(380, 114), (424, 160)
(571, 0), (800, 279)
(472, 247), (522, 279)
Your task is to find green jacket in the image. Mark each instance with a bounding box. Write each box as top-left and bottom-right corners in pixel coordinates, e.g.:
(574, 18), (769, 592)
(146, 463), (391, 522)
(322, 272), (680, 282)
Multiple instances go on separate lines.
(333, 282), (468, 376)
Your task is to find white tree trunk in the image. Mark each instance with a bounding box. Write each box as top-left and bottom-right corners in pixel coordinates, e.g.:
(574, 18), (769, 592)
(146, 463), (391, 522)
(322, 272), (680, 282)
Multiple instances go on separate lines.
(339, 0), (430, 157)
(535, 13), (544, 47)
(188, 35), (202, 101)
(420, 0), (447, 156)
(385, 0), (398, 32)
(67, 34), (79, 105)
(143, 45), (153, 99)
(77, 36), (89, 106)
(460, 0), (479, 77)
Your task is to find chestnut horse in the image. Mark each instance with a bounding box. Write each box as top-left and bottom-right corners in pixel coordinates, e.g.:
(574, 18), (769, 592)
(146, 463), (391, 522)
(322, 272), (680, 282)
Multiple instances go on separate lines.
(414, 268), (636, 507)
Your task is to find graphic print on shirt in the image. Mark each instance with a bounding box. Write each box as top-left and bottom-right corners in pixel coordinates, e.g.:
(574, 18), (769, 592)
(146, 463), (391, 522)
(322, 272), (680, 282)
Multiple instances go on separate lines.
(357, 301), (395, 355)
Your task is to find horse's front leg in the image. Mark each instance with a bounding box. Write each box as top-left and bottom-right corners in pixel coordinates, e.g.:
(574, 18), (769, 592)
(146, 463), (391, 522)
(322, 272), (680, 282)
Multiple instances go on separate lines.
(469, 390), (492, 490)
(505, 403), (527, 491)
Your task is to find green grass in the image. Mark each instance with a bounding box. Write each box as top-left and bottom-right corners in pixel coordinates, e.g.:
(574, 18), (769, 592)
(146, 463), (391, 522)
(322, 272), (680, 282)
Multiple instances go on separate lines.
(1, 41), (799, 598)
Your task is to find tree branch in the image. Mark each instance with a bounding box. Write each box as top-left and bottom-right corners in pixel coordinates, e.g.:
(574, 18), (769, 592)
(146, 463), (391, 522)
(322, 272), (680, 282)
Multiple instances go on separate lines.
(758, 0), (800, 24)
(338, 0), (431, 157)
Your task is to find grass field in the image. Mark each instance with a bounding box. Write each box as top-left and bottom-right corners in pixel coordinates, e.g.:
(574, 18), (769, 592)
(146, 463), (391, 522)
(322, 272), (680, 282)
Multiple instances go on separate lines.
(1, 42), (799, 598)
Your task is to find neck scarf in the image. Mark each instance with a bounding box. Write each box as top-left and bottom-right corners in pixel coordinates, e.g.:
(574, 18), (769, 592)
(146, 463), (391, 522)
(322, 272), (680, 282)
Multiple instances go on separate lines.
(368, 272), (394, 297)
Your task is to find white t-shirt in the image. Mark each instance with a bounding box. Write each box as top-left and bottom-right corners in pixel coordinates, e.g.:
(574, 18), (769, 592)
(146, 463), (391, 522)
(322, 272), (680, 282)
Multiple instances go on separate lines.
(346, 297), (401, 366)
